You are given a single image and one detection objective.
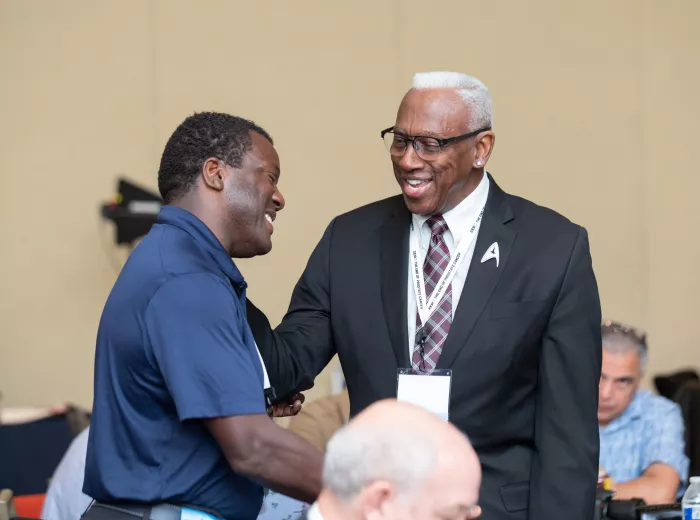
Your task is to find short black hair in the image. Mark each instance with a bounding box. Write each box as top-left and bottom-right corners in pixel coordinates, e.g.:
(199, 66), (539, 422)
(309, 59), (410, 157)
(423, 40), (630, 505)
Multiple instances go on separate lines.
(157, 111), (273, 203)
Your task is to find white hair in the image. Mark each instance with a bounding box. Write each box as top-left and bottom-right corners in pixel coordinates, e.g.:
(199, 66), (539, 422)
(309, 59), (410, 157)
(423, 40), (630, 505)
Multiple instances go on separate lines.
(602, 328), (648, 371)
(322, 421), (437, 503)
(412, 71), (493, 129)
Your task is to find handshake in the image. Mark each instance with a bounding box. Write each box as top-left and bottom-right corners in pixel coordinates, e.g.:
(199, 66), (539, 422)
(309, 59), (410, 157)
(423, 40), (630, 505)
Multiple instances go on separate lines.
(265, 388), (305, 418)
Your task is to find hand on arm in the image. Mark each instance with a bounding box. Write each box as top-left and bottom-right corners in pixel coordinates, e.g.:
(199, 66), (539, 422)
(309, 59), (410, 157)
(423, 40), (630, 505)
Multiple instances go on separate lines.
(269, 393), (305, 418)
(146, 274), (324, 503)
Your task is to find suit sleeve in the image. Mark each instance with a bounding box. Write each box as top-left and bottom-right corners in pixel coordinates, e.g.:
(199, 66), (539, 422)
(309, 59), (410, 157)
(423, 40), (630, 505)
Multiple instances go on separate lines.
(249, 220), (338, 400)
(529, 227), (602, 520)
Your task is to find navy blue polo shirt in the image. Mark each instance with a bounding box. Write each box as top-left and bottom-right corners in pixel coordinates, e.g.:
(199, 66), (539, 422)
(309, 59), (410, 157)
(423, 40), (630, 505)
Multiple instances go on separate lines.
(84, 206), (267, 520)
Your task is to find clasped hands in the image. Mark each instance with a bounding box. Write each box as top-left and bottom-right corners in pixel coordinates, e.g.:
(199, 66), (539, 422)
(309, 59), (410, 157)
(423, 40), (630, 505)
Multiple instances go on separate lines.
(268, 393), (305, 418)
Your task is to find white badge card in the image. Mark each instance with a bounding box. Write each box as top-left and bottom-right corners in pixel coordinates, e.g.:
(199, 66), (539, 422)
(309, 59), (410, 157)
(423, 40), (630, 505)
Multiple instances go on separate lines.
(396, 368), (452, 422)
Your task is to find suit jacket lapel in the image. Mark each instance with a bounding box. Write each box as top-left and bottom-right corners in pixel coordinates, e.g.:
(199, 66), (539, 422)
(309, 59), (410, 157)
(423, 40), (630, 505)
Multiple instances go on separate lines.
(436, 177), (516, 370)
(380, 202), (410, 368)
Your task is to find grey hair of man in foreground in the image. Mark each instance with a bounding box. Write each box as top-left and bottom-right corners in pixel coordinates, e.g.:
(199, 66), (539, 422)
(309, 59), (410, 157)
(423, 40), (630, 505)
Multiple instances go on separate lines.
(313, 399), (482, 520)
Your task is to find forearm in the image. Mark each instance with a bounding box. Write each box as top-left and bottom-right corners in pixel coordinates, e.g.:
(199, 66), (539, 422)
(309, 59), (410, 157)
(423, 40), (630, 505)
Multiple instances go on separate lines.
(614, 477), (677, 505)
(612, 464), (681, 506)
(208, 415), (323, 504)
(237, 424), (324, 503)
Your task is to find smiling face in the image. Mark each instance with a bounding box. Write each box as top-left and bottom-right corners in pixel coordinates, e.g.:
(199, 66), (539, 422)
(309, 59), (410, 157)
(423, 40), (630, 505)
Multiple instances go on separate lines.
(391, 88), (493, 216)
(222, 131), (285, 257)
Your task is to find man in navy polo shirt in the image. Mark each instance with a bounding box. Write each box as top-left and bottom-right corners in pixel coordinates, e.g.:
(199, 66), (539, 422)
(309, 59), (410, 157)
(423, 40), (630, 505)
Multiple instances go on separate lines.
(82, 113), (324, 520)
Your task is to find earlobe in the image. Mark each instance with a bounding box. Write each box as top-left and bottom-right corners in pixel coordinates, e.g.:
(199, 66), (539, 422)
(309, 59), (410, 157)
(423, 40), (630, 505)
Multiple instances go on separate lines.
(476, 132), (495, 166)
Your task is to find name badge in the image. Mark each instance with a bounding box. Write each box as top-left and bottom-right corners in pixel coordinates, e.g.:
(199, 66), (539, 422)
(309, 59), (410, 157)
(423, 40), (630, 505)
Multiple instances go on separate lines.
(396, 368), (452, 422)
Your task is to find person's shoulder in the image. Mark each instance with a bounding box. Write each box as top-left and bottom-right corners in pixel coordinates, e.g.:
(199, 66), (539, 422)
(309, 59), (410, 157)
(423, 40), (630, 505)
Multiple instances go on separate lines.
(319, 195), (405, 243)
(334, 195), (405, 225)
(504, 190), (582, 235)
(154, 271), (232, 297)
(494, 181), (591, 261)
(117, 223), (221, 286)
(635, 389), (682, 431)
(147, 272), (236, 313)
(637, 389), (683, 420)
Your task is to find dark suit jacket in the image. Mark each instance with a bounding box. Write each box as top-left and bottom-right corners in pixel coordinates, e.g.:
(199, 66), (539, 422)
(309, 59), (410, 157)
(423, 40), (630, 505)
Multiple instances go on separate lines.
(251, 174), (602, 520)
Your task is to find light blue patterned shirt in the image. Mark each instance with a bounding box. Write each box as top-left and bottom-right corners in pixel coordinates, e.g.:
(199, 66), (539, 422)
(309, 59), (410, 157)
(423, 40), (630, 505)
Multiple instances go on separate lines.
(599, 389), (689, 496)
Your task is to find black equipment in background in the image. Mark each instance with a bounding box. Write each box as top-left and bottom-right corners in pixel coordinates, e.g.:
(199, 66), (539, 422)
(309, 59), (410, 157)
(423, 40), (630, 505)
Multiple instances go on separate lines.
(595, 489), (681, 519)
(100, 178), (162, 246)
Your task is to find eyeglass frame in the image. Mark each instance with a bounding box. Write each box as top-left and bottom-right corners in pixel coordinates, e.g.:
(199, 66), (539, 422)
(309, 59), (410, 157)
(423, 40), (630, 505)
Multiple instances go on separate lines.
(380, 125), (492, 158)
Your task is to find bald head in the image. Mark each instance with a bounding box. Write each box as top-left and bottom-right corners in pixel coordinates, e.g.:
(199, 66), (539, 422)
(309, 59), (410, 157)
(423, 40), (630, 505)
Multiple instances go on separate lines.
(320, 400), (482, 520)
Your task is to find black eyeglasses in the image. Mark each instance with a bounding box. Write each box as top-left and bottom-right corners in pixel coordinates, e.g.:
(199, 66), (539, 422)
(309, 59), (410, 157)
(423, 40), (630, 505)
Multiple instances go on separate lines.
(381, 126), (491, 160)
(602, 320), (648, 349)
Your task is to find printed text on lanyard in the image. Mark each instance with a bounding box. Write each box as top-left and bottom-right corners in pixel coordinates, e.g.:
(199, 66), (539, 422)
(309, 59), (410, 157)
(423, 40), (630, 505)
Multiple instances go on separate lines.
(410, 205), (485, 328)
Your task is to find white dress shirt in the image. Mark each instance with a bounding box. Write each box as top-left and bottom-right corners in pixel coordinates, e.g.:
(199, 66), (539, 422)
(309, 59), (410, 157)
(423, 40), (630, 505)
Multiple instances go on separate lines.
(306, 502), (324, 520)
(406, 172), (490, 358)
(40, 426), (93, 520)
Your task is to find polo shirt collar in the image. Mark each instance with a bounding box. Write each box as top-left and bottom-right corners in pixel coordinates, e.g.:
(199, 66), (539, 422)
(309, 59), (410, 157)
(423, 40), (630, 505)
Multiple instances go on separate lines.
(157, 205), (246, 288)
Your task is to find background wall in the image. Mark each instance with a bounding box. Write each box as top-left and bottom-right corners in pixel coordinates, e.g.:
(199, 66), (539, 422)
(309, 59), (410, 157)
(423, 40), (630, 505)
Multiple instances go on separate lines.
(0, 0), (698, 409)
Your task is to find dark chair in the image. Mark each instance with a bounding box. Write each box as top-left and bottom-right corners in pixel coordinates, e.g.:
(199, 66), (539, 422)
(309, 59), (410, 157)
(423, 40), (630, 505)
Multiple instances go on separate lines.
(654, 369), (699, 401)
(0, 415), (74, 496)
(673, 380), (700, 478)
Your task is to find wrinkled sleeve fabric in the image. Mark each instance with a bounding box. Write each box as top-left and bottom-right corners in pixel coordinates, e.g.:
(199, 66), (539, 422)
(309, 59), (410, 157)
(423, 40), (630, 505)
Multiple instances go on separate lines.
(145, 273), (266, 421)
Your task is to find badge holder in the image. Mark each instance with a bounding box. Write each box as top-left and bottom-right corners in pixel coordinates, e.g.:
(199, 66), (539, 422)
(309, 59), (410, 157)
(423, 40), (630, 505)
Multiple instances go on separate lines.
(396, 368), (452, 422)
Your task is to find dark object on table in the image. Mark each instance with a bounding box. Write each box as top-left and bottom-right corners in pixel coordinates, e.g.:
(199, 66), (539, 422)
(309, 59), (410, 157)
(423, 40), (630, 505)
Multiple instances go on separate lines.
(596, 489), (682, 519)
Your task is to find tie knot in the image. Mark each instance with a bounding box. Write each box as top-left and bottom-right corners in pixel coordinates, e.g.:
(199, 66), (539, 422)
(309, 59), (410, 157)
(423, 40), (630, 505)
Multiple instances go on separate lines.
(426, 215), (448, 237)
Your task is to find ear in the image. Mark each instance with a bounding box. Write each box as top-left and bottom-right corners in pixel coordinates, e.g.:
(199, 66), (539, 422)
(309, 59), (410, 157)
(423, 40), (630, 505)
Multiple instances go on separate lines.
(356, 480), (395, 520)
(473, 131), (495, 168)
(202, 157), (226, 192)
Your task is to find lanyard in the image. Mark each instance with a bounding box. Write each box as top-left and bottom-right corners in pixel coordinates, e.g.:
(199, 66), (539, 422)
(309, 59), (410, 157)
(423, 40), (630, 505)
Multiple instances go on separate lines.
(253, 343), (271, 390)
(410, 205), (485, 328)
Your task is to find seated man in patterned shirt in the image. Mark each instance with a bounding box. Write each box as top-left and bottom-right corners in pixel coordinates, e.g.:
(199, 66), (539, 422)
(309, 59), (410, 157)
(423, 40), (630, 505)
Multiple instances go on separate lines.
(598, 321), (689, 504)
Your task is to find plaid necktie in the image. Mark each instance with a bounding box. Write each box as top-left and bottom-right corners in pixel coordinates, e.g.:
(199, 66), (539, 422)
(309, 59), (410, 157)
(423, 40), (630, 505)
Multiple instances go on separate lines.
(412, 215), (452, 373)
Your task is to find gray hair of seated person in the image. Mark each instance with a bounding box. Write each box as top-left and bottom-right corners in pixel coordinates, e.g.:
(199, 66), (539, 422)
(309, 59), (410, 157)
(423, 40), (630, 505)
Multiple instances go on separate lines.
(322, 421), (437, 503)
(602, 323), (648, 372)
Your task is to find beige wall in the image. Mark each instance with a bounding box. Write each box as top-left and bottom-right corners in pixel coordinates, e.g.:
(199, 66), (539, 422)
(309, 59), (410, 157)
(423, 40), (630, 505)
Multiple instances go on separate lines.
(0, 0), (698, 409)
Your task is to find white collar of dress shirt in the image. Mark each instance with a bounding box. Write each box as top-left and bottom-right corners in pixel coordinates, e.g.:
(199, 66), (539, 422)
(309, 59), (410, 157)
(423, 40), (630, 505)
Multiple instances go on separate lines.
(307, 502), (324, 520)
(411, 171), (490, 244)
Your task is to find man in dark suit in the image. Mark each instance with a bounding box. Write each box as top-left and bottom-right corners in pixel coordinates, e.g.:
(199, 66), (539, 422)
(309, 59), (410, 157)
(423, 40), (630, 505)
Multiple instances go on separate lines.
(252, 71), (602, 519)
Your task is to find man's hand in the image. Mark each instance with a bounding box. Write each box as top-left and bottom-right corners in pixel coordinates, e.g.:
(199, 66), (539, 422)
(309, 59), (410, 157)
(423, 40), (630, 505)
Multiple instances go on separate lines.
(269, 393), (305, 418)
